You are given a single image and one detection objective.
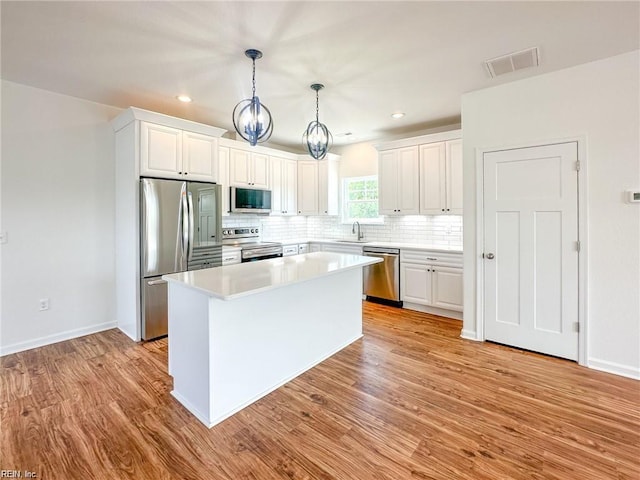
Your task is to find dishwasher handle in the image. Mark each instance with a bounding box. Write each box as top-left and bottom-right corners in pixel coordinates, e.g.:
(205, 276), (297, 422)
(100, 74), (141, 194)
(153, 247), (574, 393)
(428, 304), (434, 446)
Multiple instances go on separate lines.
(364, 252), (399, 258)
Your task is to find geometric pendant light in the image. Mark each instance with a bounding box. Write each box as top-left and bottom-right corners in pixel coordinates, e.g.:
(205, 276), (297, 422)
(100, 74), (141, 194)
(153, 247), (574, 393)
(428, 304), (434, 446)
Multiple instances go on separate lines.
(303, 83), (332, 160)
(232, 49), (274, 146)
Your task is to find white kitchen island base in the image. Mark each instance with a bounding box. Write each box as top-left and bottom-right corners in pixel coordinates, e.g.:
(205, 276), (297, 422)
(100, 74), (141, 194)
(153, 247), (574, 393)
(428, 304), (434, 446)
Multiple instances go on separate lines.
(165, 253), (380, 428)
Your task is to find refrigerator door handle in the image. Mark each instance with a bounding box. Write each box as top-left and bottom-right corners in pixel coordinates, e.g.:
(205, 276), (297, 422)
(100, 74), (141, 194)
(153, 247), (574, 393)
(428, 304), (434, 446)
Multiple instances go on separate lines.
(181, 185), (189, 268)
(187, 191), (195, 261)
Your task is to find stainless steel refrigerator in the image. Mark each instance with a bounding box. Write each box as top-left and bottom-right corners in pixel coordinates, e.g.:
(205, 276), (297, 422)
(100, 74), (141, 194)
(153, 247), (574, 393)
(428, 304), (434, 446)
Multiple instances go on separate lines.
(140, 178), (222, 340)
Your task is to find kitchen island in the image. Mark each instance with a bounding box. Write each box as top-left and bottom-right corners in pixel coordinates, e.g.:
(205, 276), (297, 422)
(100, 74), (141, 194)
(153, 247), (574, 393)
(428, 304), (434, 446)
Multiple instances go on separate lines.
(162, 252), (382, 428)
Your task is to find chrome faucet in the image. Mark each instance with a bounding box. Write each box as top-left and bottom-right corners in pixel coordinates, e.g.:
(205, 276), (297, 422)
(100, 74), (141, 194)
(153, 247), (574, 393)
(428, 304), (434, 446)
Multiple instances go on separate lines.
(352, 221), (364, 241)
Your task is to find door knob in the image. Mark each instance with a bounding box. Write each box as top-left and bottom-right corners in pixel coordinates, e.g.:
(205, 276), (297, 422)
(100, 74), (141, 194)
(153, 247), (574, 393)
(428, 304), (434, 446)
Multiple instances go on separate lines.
(485, 253), (495, 259)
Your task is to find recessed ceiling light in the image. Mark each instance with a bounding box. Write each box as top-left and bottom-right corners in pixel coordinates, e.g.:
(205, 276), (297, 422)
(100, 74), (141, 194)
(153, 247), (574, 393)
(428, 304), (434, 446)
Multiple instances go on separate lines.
(176, 95), (192, 103)
(391, 112), (405, 119)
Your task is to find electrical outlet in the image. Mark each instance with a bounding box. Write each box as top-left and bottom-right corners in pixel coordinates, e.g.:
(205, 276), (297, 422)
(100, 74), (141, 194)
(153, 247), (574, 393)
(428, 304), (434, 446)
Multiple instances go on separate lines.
(39, 298), (50, 311)
(0, 232), (7, 244)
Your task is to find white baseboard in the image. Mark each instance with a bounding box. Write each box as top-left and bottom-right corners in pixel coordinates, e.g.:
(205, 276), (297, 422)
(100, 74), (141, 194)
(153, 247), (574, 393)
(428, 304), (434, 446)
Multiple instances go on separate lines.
(402, 302), (463, 320)
(0, 321), (118, 357)
(460, 329), (481, 341)
(588, 357), (640, 380)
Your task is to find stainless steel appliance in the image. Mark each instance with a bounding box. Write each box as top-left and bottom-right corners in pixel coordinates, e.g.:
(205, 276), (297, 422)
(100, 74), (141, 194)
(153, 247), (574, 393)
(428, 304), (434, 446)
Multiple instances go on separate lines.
(222, 226), (283, 262)
(140, 178), (222, 340)
(230, 186), (272, 214)
(363, 246), (402, 306)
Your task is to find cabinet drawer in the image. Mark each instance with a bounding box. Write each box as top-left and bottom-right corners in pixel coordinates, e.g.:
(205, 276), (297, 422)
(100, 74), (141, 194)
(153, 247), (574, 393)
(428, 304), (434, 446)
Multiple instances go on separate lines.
(222, 248), (241, 265)
(401, 249), (462, 267)
(283, 245), (299, 256)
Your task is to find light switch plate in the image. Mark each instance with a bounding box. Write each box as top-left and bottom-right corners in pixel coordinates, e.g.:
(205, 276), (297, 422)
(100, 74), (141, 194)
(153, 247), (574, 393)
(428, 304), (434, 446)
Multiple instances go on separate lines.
(627, 191), (640, 203)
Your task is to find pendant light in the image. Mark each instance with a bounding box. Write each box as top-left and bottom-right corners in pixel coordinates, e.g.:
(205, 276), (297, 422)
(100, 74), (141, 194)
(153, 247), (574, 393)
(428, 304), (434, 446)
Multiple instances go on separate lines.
(233, 49), (273, 146)
(303, 83), (332, 160)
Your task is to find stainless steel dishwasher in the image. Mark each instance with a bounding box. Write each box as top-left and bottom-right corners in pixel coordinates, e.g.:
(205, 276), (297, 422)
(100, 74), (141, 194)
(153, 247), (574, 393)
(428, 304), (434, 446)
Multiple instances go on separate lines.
(363, 246), (402, 306)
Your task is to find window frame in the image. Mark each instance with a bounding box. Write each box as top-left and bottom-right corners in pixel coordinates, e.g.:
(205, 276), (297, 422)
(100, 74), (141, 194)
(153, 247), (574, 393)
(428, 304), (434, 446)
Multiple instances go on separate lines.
(341, 175), (383, 225)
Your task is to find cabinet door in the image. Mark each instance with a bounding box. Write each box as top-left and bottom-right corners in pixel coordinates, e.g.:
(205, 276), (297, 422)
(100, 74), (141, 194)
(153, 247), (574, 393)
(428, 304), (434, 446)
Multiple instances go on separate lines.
(297, 161), (318, 215)
(432, 266), (463, 311)
(396, 146), (420, 214)
(283, 159), (298, 215)
(269, 156), (284, 214)
(251, 153), (270, 189)
(229, 149), (252, 186)
(140, 122), (182, 178)
(420, 142), (446, 214)
(320, 157), (340, 216)
(219, 146), (230, 215)
(400, 263), (432, 305)
(182, 131), (217, 182)
(378, 150), (398, 215)
(446, 139), (463, 215)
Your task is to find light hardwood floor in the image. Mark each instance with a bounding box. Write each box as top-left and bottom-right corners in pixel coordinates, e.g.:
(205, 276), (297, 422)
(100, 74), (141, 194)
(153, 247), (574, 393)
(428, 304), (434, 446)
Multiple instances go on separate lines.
(1, 302), (638, 479)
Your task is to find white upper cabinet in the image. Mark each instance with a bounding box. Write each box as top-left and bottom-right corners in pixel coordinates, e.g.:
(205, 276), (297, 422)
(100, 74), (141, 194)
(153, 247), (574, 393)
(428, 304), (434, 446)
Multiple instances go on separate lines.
(318, 157), (339, 215)
(140, 121), (220, 182)
(420, 139), (462, 215)
(270, 156), (297, 215)
(297, 156), (339, 216)
(182, 131), (219, 182)
(218, 146), (230, 215)
(297, 160), (319, 215)
(378, 146), (420, 215)
(140, 122), (182, 178)
(229, 148), (269, 188)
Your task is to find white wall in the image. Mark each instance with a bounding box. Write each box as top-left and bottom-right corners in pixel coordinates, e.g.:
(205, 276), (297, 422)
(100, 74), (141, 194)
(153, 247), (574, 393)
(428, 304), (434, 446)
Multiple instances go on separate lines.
(1, 80), (121, 354)
(462, 51), (640, 378)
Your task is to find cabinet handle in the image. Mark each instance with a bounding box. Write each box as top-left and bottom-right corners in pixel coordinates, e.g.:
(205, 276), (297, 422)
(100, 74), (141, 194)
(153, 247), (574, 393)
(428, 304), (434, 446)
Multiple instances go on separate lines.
(441, 208), (445, 212)
(426, 257), (437, 261)
(178, 171), (183, 175)
(184, 172), (188, 175)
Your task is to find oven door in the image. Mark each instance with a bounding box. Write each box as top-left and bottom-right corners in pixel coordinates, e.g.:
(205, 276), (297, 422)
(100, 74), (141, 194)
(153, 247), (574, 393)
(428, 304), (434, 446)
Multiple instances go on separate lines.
(241, 246), (283, 262)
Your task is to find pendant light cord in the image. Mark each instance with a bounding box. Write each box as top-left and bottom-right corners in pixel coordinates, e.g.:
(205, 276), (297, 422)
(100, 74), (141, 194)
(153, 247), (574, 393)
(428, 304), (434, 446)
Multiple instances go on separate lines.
(316, 89), (320, 123)
(252, 58), (257, 98)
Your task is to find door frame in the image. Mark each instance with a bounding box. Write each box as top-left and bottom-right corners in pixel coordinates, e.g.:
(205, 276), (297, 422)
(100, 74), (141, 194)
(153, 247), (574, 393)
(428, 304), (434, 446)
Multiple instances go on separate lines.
(474, 135), (588, 365)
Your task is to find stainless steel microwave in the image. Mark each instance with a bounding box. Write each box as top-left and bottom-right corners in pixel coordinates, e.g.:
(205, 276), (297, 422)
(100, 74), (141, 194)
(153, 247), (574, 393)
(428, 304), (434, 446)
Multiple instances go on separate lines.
(230, 186), (272, 214)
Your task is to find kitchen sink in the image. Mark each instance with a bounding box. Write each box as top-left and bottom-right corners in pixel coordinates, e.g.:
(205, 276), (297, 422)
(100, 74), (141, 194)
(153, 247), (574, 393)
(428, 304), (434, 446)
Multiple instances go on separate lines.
(334, 240), (370, 243)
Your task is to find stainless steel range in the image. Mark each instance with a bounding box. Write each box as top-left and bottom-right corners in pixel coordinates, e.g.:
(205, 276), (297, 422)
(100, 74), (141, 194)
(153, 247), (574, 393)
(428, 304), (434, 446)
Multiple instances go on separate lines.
(222, 226), (283, 262)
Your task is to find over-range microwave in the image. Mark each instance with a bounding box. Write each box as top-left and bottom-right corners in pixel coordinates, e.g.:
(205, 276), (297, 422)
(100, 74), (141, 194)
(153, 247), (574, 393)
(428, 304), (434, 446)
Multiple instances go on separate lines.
(230, 186), (272, 214)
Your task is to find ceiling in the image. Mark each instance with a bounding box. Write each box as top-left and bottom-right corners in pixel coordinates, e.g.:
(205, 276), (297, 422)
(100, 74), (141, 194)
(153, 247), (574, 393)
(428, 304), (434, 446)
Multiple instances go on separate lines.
(2, 1), (638, 152)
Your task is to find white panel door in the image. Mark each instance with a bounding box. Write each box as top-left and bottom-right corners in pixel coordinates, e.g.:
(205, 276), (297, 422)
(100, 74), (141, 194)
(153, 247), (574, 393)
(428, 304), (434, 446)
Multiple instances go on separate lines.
(283, 159), (298, 215)
(251, 153), (270, 189)
(400, 263), (432, 305)
(419, 142), (445, 214)
(483, 142), (579, 360)
(432, 266), (463, 311)
(397, 147), (420, 214)
(140, 121), (182, 178)
(297, 161), (318, 215)
(229, 149), (251, 186)
(446, 139), (463, 215)
(269, 156), (284, 214)
(378, 150), (398, 215)
(182, 131), (217, 182)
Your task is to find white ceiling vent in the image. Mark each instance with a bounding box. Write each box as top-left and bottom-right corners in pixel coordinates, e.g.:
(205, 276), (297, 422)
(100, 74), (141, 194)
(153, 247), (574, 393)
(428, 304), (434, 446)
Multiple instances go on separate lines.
(485, 47), (540, 78)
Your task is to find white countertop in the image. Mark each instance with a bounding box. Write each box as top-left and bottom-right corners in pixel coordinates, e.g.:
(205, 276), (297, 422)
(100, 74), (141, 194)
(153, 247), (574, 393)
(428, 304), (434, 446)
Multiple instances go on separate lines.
(277, 238), (463, 253)
(163, 252), (382, 300)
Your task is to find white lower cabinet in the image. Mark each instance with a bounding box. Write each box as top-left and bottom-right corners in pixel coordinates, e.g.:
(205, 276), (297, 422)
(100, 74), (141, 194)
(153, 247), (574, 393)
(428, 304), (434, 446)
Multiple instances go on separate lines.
(222, 247), (241, 265)
(400, 249), (463, 315)
(283, 244), (299, 257)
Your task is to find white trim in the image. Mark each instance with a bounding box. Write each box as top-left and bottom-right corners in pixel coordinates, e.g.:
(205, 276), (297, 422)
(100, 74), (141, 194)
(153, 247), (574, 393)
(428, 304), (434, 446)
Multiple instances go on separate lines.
(460, 329), (481, 341)
(587, 358), (640, 380)
(111, 106), (226, 137)
(475, 135), (589, 364)
(402, 302), (463, 321)
(0, 321), (118, 357)
(374, 129), (462, 151)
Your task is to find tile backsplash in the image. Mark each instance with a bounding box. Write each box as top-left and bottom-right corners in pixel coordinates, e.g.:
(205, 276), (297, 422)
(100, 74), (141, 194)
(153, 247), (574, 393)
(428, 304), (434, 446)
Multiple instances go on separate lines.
(223, 214), (462, 248)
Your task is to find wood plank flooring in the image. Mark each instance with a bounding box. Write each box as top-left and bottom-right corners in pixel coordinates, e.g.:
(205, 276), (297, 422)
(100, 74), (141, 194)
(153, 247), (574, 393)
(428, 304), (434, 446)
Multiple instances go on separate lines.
(1, 302), (639, 479)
